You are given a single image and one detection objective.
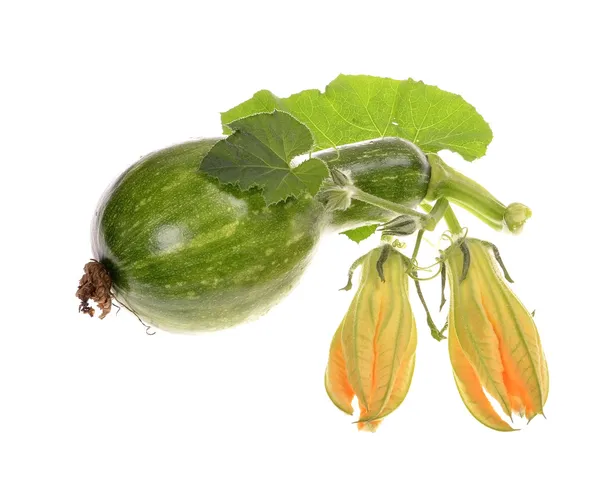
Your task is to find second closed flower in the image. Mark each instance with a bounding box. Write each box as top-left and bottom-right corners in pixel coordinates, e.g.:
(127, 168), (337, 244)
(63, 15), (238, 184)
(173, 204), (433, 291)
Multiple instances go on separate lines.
(445, 238), (549, 431)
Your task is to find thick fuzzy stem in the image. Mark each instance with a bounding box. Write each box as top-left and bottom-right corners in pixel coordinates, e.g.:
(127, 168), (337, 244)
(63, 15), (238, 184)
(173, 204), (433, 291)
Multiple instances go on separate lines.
(425, 153), (528, 232)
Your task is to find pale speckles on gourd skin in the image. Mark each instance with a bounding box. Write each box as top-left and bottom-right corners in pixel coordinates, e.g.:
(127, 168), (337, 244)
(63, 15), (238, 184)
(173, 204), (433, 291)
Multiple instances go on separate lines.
(94, 139), (323, 332)
(317, 138), (431, 230)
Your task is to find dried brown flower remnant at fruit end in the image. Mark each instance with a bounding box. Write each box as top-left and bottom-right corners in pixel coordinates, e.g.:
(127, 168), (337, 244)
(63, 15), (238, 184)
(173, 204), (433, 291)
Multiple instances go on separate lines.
(76, 260), (112, 319)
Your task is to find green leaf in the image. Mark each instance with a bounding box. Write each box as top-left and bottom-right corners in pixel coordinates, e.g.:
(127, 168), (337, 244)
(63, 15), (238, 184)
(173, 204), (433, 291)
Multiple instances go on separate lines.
(221, 75), (492, 161)
(201, 110), (329, 205)
(340, 224), (378, 243)
(222, 90), (279, 135)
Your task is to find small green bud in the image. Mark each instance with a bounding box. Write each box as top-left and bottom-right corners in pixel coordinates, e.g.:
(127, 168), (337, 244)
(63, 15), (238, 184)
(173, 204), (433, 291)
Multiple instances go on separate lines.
(379, 215), (420, 236)
(504, 202), (532, 233)
(329, 168), (353, 187)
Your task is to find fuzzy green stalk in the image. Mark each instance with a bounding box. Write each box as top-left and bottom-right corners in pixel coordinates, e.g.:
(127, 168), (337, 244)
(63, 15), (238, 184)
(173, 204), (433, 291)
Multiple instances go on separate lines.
(425, 153), (530, 232)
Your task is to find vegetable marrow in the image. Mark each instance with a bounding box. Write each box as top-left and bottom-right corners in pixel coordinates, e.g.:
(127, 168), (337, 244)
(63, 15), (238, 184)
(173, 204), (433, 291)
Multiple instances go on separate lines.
(89, 137), (431, 332)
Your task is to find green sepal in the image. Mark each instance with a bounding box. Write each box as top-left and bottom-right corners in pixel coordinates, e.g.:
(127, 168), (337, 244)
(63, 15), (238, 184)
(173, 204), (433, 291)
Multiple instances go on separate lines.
(440, 261), (447, 311)
(459, 242), (471, 283)
(339, 252), (370, 291)
(483, 241), (515, 283)
(376, 244), (392, 282)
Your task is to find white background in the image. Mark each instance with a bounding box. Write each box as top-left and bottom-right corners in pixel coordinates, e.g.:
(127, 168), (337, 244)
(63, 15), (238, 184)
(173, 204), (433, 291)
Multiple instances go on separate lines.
(2, 1), (599, 477)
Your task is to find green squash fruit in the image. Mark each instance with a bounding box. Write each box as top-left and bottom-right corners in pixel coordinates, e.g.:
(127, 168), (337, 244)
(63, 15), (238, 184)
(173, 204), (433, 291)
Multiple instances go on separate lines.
(90, 137), (430, 332)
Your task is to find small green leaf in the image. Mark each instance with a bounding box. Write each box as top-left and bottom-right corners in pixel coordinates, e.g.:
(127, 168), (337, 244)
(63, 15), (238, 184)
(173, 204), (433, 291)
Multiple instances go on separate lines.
(340, 224), (378, 243)
(221, 75), (493, 161)
(201, 110), (329, 205)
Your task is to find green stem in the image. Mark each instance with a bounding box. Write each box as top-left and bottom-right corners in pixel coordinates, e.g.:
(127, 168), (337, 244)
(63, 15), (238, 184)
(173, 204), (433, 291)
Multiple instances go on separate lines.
(419, 198), (450, 230)
(411, 229), (425, 263)
(423, 197), (449, 230)
(444, 206), (463, 235)
(412, 273), (447, 341)
(350, 186), (428, 221)
(426, 154), (507, 231)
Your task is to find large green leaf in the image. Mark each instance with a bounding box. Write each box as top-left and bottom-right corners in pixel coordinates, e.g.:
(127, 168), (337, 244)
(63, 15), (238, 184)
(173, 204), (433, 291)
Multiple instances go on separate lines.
(201, 110), (328, 205)
(222, 75), (493, 161)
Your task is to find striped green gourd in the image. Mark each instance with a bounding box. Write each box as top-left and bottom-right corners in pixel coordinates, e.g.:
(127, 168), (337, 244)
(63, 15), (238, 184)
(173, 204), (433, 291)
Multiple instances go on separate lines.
(91, 137), (431, 332)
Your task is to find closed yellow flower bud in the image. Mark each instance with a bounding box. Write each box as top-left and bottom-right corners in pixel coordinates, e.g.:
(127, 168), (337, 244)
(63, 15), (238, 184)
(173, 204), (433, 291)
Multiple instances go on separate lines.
(445, 239), (549, 431)
(325, 246), (417, 431)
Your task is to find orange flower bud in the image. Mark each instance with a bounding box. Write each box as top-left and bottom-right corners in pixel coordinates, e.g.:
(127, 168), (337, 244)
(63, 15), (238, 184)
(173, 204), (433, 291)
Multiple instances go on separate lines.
(325, 246), (417, 431)
(446, 239), (549, 431)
